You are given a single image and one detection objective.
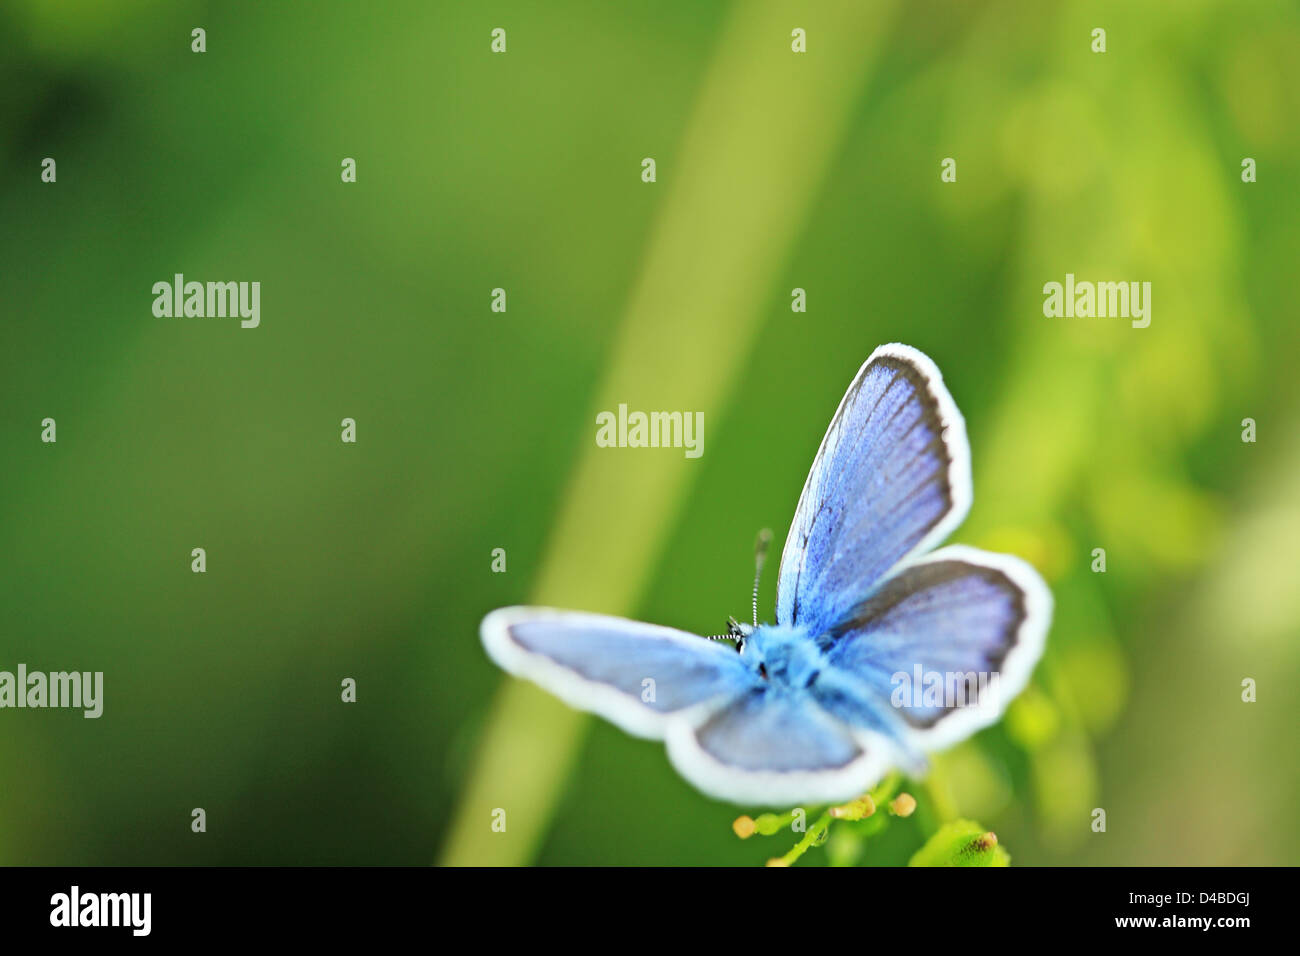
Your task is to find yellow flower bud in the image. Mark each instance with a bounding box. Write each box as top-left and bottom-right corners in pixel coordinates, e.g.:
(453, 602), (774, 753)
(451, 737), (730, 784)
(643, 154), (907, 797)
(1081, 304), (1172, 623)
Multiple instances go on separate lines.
(890, 792), (917, 817)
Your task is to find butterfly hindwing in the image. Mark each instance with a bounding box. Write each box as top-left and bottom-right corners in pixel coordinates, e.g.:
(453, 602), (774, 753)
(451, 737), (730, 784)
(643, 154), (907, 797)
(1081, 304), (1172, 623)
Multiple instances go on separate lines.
(665, 688), (894, 806)
(775, 344), (972, 638)
(818, 544), (1052, 750)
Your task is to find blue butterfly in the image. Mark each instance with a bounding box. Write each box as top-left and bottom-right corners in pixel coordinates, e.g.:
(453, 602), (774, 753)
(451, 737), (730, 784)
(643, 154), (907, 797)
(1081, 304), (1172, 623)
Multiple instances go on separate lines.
(482, 344), (1051, 806)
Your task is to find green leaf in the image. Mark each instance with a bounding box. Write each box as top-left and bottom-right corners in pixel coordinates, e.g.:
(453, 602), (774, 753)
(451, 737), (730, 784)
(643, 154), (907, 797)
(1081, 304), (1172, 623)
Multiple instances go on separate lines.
(908, 820), (1011, 867)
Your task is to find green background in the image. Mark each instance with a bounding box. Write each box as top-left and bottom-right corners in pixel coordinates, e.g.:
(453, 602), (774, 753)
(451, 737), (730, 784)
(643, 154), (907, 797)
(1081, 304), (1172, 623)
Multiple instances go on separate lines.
(1, 0), (1297, 865)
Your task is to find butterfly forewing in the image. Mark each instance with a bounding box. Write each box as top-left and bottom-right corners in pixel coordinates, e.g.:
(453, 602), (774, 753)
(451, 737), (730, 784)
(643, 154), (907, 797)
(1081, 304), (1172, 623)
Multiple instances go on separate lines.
(481, 607), (753, 740)
(775, 344), (972, 638)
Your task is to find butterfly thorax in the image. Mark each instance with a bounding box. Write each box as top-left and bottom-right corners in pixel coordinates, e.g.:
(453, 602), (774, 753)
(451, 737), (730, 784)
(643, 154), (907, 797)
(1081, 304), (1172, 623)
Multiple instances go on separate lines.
(739, 625), (824, 690)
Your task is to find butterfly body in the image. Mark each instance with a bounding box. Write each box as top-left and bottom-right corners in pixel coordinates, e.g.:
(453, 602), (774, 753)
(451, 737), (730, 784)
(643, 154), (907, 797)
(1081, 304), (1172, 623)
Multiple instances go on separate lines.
(738, 624), (821, 687)
(743, 624), (929, 765)
(482, 344), (1051, 805)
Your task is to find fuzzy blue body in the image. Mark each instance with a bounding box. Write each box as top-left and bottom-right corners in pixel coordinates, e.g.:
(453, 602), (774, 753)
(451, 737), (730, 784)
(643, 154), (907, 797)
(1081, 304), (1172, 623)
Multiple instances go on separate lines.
(739, 624), (823, 688)
(738, 624), (912, 758)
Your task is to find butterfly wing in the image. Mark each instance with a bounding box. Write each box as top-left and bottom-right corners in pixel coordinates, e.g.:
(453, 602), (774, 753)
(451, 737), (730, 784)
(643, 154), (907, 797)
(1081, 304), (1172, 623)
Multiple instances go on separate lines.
(664, 688), (895, 806)
(481, 607), (754, 740)
(775, 343), (972, 639)
(814, 545), (1052, 752)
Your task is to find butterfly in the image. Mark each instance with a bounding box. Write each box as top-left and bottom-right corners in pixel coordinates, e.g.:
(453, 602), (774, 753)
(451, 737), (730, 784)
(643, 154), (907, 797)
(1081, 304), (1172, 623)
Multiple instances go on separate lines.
(482, 344), (1051, 806)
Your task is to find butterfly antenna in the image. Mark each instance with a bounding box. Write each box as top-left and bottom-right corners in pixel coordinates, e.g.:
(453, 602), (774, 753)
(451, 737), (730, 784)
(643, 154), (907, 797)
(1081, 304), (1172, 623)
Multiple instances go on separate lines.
(703, 530), (772, 642)
(752, 528), (773, 628)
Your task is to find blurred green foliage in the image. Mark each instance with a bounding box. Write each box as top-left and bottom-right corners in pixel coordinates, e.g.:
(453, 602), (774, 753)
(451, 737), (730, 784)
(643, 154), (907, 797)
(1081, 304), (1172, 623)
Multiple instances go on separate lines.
(1, 0), (1297, 865)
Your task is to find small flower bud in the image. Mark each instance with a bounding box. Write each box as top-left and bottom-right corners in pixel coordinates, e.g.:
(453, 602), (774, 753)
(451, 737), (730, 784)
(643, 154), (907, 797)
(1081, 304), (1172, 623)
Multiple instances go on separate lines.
(829, 794), (876, 821)
(889, 792), (917, 817)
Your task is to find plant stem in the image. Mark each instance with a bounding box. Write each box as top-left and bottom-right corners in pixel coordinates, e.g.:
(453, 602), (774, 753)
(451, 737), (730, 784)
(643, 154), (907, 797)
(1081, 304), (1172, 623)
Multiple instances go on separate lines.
(769, 810), (834, 866)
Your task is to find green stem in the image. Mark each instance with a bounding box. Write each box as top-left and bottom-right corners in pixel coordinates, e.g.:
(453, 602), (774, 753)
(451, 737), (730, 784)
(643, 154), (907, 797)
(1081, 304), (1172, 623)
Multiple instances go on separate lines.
(771, 810), (834, 866)
(769, 774), (909, 866)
